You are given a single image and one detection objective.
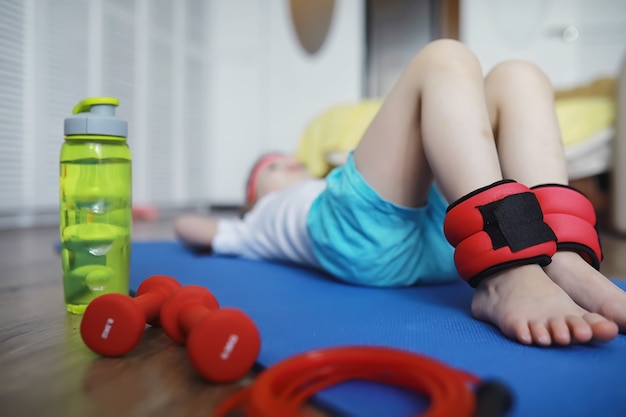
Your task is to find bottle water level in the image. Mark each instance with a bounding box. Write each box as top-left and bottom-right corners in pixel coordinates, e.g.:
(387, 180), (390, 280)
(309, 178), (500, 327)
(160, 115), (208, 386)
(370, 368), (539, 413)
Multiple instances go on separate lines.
(60, 159), (132, 314)
(61, 221), (130, 314)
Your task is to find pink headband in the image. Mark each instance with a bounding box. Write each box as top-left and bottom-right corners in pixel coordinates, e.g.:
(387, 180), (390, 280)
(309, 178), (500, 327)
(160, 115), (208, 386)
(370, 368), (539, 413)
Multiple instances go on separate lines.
(246, 153), (285, 203)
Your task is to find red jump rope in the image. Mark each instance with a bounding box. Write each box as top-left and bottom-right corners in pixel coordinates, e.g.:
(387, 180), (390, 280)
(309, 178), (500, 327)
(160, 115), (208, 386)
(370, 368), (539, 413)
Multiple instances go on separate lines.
(213, 345), (513, 417)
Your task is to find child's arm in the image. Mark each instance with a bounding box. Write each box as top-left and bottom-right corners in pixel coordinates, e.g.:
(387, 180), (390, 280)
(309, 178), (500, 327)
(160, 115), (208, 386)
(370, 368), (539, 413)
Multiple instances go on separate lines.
(174, 214), (219, 249)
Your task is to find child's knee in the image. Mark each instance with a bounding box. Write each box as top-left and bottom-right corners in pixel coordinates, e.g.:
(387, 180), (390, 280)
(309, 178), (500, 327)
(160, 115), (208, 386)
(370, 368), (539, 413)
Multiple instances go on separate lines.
(486, 60), (553, 91)
(421, 39), (471, 56)
(409, 39), (483, 79)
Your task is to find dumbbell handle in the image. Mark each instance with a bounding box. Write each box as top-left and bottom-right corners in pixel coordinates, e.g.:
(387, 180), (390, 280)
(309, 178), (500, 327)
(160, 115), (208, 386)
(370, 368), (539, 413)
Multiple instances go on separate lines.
(178, 303), (213, 337)
(160, 286), (221, 344)
(134, 291), (170, 321)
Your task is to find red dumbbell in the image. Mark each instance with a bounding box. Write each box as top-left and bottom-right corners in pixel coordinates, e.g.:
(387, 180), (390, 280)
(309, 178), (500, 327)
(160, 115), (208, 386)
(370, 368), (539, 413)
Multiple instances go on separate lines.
(80, 275), (181, 356)
(160, 285), (261, 383)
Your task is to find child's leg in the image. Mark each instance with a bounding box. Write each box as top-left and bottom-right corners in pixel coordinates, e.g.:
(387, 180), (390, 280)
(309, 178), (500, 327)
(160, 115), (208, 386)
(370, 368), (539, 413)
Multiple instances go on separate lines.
(483, 61), (567, 186)
(483, 61), (626, 333)
(353, 39), (617, 345)
(353, 40), (503, 207)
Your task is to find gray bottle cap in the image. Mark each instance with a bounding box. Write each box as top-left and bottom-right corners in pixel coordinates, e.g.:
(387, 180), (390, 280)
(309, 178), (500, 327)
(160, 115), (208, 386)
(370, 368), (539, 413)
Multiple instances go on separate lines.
(64, 97), (128, 138)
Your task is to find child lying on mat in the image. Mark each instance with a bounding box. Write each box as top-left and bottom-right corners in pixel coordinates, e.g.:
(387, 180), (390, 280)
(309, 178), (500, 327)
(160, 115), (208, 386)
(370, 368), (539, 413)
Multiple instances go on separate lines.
(175, 39), (626, 347)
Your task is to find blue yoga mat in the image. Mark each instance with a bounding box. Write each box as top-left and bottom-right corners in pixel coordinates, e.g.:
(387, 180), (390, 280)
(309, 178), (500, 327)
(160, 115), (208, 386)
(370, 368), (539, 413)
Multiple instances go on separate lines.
(129, 241), (626, 417)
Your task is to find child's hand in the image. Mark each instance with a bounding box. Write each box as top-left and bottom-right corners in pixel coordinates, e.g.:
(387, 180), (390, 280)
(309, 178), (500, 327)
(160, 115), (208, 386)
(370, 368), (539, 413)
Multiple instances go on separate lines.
(174, 215), (219, 250)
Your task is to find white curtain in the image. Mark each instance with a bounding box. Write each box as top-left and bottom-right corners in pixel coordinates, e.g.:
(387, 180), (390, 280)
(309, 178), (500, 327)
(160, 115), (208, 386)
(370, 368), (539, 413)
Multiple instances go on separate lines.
(0, 0), (210, 228)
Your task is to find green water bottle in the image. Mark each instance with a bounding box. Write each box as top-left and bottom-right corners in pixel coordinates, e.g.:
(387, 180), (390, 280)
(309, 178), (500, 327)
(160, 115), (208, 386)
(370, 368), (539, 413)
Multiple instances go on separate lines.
(59, 97), (132, 314)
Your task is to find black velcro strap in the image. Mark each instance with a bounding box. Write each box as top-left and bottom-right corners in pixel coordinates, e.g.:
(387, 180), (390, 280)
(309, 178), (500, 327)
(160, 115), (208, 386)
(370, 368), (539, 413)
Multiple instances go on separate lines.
(478, 192), (557, 252)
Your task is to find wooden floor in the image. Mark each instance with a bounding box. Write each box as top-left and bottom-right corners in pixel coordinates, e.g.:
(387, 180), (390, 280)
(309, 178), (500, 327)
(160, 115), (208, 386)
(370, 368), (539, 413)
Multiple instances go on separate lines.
(1, 217), (626, 417)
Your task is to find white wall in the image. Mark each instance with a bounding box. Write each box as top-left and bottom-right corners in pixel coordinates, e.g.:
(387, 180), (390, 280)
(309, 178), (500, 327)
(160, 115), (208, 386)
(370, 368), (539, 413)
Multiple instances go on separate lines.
(460, 0), (626, 89)
(206, 0), (365, 205)
(266, 0), (364, 152)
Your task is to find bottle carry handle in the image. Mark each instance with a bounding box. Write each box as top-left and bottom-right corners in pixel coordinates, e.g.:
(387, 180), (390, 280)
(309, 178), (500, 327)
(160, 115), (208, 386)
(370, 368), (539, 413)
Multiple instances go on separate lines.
(73, 97), (119, 115)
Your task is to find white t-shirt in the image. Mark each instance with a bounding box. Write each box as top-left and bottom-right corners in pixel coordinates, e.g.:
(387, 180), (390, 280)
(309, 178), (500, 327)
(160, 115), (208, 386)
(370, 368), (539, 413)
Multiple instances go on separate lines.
(211, 179), (326, 268)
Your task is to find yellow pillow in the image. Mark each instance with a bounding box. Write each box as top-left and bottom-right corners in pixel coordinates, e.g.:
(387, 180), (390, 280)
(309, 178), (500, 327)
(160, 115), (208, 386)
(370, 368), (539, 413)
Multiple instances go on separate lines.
(555, 96), (615, 147)
(297, 95), (616, 178)
(297, 100), (383, 177)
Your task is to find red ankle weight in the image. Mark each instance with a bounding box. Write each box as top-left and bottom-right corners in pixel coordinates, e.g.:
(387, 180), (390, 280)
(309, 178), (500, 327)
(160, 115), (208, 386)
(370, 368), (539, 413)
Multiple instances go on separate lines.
(444, 180), (557, 287)
(532, 184), (602, 270)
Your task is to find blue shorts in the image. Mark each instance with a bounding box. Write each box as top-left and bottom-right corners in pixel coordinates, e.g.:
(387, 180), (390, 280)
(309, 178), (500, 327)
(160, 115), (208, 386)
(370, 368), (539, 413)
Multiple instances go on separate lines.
(307, 153), (460, 287)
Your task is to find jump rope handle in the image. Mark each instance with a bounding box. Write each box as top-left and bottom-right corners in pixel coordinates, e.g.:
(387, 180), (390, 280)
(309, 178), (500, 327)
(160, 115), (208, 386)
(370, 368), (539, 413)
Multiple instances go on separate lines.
(473, 380), (514, 417)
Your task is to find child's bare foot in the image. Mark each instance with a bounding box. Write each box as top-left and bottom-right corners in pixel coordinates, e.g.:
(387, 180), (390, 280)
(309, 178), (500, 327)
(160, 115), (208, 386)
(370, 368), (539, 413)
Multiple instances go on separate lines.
(471, 264), (618, 346)
(545, 251), (626, 333)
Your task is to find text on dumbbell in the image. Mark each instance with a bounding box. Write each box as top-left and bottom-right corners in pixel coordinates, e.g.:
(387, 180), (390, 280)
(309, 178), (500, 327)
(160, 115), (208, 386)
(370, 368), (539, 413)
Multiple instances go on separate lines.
(100, 318), (115, 339)
(220, 334), (239, 360)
